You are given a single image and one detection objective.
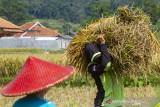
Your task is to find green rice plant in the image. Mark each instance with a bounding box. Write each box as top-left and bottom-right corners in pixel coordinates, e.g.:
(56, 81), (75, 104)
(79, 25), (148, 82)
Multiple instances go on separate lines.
(0, 54), (64, 77)
(0, 58), (24, 77)
(0, 48), (44, 54)
(0, 48), (65, 54)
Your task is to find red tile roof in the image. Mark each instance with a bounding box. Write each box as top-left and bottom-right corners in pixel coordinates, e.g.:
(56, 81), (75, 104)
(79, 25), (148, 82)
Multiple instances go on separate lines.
(0, 17), (23, 34)
(13, 22), (60, 37)
(20, 22), (36, 30)
(3, 28), (23, 33)
(0, 18), (20, 29)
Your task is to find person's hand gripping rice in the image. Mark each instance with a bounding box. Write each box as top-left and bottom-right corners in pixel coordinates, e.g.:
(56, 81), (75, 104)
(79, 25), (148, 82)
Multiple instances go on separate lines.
(95, 34), (105, 45)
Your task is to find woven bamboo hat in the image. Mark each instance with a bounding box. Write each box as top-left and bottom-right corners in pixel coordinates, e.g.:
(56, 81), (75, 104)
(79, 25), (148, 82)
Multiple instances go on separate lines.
(1, 56), (74, 97)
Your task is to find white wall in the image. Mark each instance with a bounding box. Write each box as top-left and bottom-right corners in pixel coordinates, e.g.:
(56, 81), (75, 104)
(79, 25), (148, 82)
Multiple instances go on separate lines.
(0, 37), (71, 50)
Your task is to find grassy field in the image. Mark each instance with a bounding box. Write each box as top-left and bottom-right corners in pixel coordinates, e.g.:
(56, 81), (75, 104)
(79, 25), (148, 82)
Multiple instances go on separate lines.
(0, 85), (160, 107)
(0, 48), (160, 107)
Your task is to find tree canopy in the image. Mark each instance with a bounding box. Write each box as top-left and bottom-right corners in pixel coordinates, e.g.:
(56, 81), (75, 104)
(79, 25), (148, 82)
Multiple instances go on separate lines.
(0, 0), (159, 25)
(0, 0), (33, 25)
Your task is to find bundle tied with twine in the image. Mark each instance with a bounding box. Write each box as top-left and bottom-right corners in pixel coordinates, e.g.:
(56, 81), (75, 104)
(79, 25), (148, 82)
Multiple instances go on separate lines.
(65, 6), (160, 79)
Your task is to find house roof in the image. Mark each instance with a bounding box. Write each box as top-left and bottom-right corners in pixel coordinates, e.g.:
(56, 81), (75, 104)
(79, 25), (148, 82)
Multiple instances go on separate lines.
(0, 17), (23, 33)
(20, 22), (43, 30)
(3, 28), (23, 33)
(0, 18), (20, 29)
(59, 35), (73, 40)
(68, 32), (77, 36)
(13, 22), (60, 37)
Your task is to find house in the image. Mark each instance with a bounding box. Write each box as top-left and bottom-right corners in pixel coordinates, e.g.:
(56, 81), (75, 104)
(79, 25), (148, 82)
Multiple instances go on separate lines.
(58, 34), (73, 40)
(0, 19), (73, 49)
(0, 17), (23, 37)
(13, 22), (60, 37)
(58, 35), (73, 48)
(68, 31), (77, 37)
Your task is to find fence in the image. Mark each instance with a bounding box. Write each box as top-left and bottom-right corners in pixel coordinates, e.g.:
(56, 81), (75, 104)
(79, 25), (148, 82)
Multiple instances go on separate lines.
(0, 37), (71, 50)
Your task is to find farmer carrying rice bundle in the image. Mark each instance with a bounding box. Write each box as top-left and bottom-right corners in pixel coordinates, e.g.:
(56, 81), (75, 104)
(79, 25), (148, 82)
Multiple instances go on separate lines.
(65, 6), (160, 80)
(1, 56), (74, 107)
(85, 34), (124, 107)
(65, 6), (160, 107)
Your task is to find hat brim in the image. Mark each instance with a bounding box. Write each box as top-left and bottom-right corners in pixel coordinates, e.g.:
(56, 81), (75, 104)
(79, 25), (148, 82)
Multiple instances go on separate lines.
(1, 57), (74, 97)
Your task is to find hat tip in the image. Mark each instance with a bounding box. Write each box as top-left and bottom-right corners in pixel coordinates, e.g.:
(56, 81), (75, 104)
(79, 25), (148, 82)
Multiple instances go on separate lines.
(28, 56), (34, 58)
(27, 56), (36, 60)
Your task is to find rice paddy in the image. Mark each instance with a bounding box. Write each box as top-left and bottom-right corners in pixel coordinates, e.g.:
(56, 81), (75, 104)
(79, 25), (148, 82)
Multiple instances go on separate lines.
(0, 85), (160, 107)
(0, 51), (160, 107)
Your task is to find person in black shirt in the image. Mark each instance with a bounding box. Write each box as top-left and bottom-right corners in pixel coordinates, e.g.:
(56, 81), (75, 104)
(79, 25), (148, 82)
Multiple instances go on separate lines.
(85, 34), (124, 107)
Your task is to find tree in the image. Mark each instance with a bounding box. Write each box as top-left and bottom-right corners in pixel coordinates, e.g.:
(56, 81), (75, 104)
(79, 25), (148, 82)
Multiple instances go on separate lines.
(24, 0), (88, 23)
(81, 0), (113, 27)
(0, 0), (33, 25)
(131, 0), (160, 24)
(89, 0), (112, 18)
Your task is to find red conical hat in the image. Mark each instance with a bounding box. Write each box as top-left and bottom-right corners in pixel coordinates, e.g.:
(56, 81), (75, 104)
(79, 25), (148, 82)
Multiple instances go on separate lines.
(1, 56), (74, 97)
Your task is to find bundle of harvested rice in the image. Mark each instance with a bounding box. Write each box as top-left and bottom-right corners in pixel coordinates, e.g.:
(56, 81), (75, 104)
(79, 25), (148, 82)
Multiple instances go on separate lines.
(65, 6), (160, 79)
